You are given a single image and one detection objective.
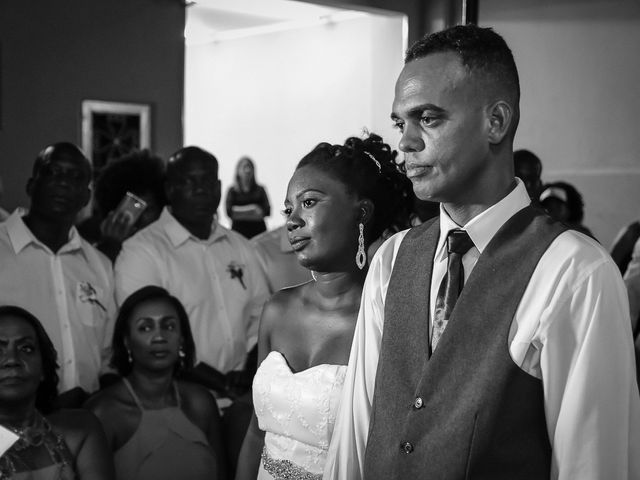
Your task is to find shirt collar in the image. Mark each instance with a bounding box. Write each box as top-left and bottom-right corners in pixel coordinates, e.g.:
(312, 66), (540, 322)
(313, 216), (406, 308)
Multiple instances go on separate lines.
(161, 207), (226, 247)
(6, 210), (83, 254)
(436, 179), (531, 259)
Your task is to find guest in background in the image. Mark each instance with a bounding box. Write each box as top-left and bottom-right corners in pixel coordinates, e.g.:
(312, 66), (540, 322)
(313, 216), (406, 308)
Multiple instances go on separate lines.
(0, 142), (116, 407)
(85, 286), (225, 480)
(251, 225), (312, 294)
(514, 149), (543, 201)
(78, 150), (166, 262)
(0, 175), (10, 221)
(115, 146), (269, 476)
(0, 305), (114, 479)
(611, 220), (640, 275)
(225, 156), (270, 239)
(622, 237), (640, 337)
(540, 181), (595, 238)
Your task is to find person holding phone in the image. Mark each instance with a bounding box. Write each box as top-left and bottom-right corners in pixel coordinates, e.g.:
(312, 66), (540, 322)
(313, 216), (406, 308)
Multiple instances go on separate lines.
(78, 150), (166, 263)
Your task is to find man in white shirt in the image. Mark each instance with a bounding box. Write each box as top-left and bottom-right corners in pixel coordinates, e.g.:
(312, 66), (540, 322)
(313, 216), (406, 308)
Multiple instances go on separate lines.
(0, 142), (116, 407)
(114, 146), (270, 473)
(325, 25), (640, 480)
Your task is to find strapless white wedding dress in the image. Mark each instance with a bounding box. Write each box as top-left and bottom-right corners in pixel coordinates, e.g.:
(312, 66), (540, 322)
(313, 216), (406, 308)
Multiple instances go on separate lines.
(253, 351), (347, 479)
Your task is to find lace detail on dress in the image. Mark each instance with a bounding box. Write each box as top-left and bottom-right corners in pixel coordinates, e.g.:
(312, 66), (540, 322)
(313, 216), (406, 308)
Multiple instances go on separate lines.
(253, 351), (347, 477)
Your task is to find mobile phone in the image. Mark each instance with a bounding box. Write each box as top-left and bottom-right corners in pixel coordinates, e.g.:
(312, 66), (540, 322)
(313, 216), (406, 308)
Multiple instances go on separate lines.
(114, 191), (147, 226)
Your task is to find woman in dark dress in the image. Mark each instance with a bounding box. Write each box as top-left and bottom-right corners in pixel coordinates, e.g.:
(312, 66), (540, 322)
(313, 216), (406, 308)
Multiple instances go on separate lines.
(225, 156), (270, 239)
(0, 305), (114, 480)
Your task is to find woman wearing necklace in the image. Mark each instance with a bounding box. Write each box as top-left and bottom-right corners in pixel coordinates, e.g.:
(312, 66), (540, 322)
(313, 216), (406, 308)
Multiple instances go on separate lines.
(84, 286), (225, 480)
(0, 305), (114, 480)
(235, 133), (412, 479)
(225, 156), (271, 239)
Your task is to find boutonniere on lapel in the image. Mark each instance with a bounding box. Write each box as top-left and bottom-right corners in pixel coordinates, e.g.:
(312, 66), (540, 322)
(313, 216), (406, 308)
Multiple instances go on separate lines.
(227, 262), (247, 290)
(78, 282), (107, 312)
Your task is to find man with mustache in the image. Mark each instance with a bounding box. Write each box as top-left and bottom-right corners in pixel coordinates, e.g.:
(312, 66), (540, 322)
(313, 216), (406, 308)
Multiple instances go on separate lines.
(326, 25), (640, 479)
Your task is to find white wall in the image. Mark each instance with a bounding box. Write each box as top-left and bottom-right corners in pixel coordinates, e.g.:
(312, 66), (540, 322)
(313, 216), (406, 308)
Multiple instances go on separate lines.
(185, 13), (405, 229)
(480, 0), (640, 247)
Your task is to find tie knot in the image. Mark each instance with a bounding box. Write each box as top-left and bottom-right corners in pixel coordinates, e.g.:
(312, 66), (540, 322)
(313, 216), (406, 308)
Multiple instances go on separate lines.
(446, 229), (474, 255)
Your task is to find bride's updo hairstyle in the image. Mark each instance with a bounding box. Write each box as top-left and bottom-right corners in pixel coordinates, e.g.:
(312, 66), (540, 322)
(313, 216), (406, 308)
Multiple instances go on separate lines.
(296, 133), (413, 246)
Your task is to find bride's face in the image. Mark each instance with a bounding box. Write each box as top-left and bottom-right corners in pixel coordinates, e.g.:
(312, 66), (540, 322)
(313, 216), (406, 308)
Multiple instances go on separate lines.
(284, 165), (362, 272)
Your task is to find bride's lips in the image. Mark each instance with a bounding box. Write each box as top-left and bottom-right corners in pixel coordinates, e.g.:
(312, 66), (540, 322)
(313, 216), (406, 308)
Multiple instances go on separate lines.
(289, 236), (310, 252)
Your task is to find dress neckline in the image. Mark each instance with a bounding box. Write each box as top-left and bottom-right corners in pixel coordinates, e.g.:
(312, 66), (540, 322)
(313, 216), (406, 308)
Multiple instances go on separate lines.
(267, 350), (347, 375)
(122, 377), (181, 411)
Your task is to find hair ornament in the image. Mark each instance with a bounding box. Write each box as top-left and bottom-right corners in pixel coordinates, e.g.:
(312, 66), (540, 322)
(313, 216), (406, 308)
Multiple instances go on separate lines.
(363, 151), (382, 173)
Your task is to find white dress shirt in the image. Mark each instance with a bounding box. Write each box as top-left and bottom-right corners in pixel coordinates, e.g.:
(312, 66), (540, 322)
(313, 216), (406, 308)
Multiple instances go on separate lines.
(0, 211), (116, 393)
(115, 207), (270, 374)
(325, 180), (640, 480)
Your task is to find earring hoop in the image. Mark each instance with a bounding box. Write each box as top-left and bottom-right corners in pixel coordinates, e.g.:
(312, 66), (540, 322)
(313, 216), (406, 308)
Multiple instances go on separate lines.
(356, 222), (366, 270)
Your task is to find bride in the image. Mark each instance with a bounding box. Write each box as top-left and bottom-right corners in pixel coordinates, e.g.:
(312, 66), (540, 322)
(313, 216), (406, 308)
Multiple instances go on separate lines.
(235, 133), (411, 479)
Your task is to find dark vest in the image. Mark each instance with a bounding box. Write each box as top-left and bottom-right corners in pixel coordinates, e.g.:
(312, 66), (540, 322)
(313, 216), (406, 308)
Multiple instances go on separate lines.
(363, 206), (566, 480)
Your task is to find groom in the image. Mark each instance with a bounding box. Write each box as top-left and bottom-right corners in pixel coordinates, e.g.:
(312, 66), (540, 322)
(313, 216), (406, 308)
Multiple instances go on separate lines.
(325, 24), (640, 479)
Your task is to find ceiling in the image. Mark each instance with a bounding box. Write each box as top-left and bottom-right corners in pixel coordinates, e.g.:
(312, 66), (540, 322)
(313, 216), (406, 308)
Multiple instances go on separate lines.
(185, 0), (361, 44)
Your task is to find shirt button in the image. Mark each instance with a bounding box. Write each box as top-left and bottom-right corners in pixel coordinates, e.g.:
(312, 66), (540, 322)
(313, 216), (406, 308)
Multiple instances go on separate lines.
(413, 396), (424, 409)
(401, 441), (414, 454)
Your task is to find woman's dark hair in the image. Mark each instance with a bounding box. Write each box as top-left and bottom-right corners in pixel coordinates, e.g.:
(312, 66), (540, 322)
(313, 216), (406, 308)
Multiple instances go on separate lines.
(296, 133), (414, 244)
(111, 286), (196, 377)
(540, 181), (585, 224)
(0, 306), (59, 414)
(94, 150), (166, 217)
(234, 156), (257, 192)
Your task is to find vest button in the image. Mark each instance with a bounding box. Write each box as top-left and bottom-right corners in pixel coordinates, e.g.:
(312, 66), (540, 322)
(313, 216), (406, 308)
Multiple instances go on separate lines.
(401, 441), (414, 454)
(413, 396), (424, 409)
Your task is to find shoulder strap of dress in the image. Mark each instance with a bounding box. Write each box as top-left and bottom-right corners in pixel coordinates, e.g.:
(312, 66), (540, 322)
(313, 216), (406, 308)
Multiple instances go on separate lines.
(38, 414), (77, 476)
(173, 381), (182, 408)
(122, 378), (145, 411)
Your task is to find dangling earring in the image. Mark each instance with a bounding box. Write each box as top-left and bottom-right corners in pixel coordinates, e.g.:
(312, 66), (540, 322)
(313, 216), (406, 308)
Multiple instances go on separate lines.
(127, 349), (133, 364)
(178, 347), (186, 369)
(356, 222), (366, 270)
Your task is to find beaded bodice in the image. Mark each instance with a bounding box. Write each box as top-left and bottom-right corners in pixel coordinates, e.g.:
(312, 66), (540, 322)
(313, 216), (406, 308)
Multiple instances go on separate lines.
(253, 351), (346, 478)
(0, 413), (76, 480)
